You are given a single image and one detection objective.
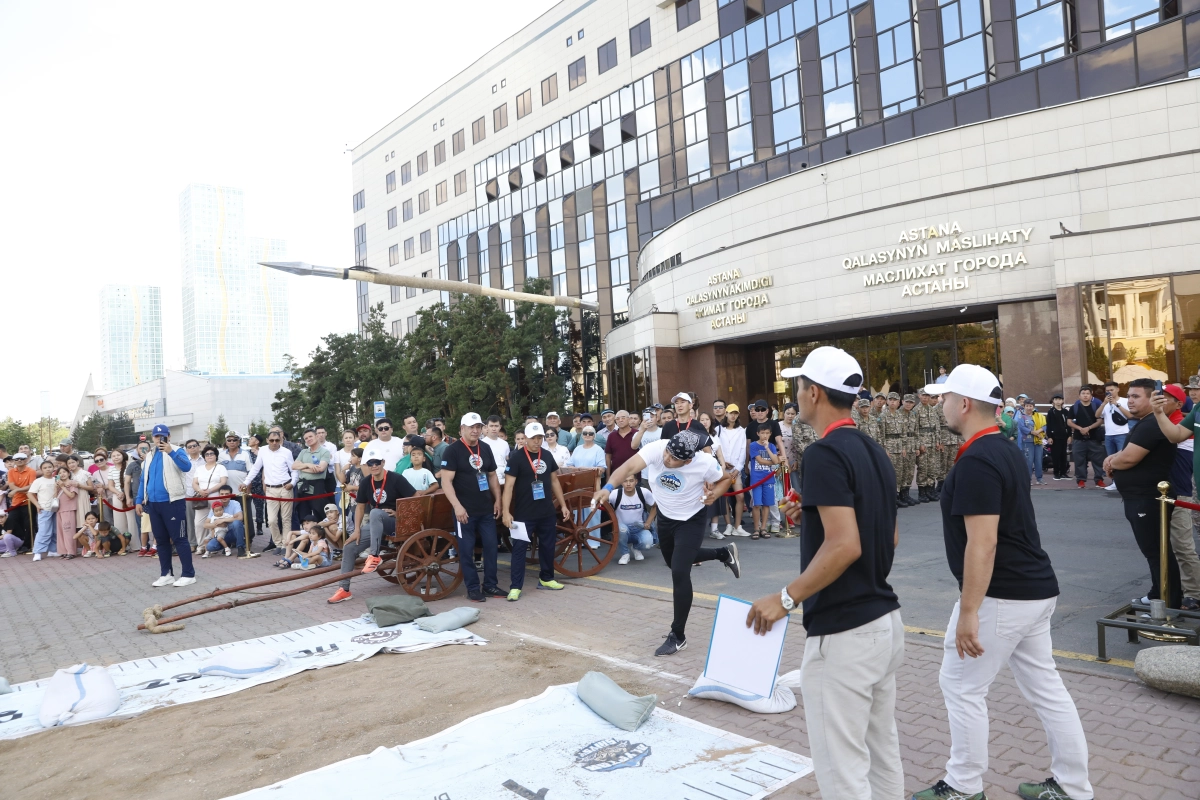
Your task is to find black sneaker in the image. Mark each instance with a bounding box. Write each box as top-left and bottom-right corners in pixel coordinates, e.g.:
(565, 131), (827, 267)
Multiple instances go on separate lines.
(1182, 596), (1200, 611)
(722, 543), (741, 579)
(236, 547), (246, 557)
(468, 589), (487, 603)
(483, 587), (507, 598)
(655, 632), (687, 656)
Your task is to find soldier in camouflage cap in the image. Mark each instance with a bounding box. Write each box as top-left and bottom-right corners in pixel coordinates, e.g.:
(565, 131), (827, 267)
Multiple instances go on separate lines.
(914, 389), (941, 502)
(852, 397), (879, 443)
(899, 394), (919, 505)
(879, 392), (911, 507)
(790, 415), (819, 475)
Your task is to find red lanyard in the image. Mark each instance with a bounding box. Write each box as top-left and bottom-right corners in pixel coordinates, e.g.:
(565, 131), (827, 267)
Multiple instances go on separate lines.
(523, 446), (542, 476)
(370, 475), (384, 504)
(823, 417), (857, 437)
(955, 428), (999, 462)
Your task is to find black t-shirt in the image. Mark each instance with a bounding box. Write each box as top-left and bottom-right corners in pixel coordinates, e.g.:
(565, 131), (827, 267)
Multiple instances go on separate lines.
(940, 433), (1059, 600)
(746, 419), (783, 443)
(354, 471), (416, 512)
(1113, 417), (1177, 499)
(798, 427), (900, 636)
(1070, 400), (1103, 441)
(440, 439), (498, 517)
(660, 419), (712, 449)
(505, 446), (560, 521)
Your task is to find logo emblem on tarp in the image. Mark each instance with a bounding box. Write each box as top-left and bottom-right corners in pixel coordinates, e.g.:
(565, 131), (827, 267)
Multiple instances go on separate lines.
(350, 631), (403, 644)
(574, 739), (651, 772)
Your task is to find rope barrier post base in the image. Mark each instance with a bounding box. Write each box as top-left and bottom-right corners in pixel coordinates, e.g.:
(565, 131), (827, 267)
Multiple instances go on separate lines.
(239, 484), (259, 558)
(775, 464), (799, 538)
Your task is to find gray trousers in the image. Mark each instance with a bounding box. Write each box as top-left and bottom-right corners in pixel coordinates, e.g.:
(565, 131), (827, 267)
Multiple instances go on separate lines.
(338, 508), (395, 591)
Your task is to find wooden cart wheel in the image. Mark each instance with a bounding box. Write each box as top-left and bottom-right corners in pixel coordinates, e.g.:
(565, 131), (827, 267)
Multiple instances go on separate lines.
(375, 555), (400, 584)
(396, 528), (463, 601)
(552, 489), (616, 578)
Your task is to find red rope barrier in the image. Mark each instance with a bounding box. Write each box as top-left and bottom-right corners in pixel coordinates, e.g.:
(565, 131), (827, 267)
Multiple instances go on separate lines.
(115, 491), (337, 511)
(100, 497), (136, 513)
(243, 491), (336, 503)
(723, 470), (778, 497)
(1174, 498), (1200, 511)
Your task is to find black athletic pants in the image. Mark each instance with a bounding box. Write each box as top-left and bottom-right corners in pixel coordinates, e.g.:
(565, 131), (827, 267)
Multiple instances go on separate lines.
(1072, 437), (1105, 482)
(1050, 437), (1069, 478)
(1125, 496), (1183, 608)
(659, 507), (728, 641)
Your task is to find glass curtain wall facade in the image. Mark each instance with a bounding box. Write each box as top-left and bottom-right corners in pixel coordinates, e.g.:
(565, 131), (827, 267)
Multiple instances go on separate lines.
(1079, 272), (1200, 389)
(419, 0), (1197, 411)
(100, 285), (163, 391)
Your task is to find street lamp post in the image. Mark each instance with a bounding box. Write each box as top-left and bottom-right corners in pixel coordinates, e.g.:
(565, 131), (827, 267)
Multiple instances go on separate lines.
(259, 262), (600, 312)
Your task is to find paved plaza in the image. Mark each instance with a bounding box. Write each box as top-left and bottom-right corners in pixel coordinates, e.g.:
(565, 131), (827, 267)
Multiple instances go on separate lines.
(1, 484), (1198, 798)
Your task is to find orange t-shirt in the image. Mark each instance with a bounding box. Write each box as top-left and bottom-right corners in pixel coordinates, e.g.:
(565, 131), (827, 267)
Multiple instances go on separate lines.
(6, 465), (35, 507)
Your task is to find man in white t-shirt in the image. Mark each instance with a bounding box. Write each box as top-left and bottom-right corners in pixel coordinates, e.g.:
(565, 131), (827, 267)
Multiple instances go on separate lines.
(367, 418), (406, 472)
(594, 431), (740, 656)
(483, 415), (512, 485)
(1100, 381), (1131, 492)
(609, 474), (657, 565)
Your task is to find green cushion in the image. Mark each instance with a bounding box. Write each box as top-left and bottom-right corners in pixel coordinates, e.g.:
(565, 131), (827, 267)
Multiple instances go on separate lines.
(415, 607), (480, 633)
(367, 595), (430, 627)
(576, 671), (657, 732)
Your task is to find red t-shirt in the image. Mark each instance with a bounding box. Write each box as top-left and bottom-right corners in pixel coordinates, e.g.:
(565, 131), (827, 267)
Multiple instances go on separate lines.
(604, 428), (637, 475)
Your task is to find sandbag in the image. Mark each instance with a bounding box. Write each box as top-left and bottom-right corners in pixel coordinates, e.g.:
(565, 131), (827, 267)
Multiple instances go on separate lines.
(577, 671), (657, 732)
(688, 673), (796, 714)
(38, 664), (121, 728)
(367, 595), (430, 627)
(415, 606), (479, 633)
(0, 677), (10, 695)
(198, 643), (285, 679)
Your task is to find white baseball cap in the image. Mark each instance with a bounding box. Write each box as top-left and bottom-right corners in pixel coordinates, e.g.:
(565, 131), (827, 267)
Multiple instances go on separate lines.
(362, 447), (386, 465)
(670, 392), (694, 404)
(545, 410), (560, 418)
(924, 364), (1004, 405)
(780, 346), (863, 395)
(460, 412), (483, 427)
(524, 422), (545, 437)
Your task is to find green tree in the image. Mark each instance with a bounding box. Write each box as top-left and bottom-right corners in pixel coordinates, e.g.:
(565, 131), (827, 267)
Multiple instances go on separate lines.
(271, 355), (308, 437)
(72, 414), (108, 452)
(0, 417), (29, 451)
(247, 419), (272, 440)
(205, 414), (228, 445)
(503, 278), (571, 427)
(103, 414), (135, 449)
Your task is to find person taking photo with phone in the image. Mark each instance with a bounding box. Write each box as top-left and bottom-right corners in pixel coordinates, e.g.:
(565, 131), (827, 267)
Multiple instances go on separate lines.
(134, 424), (196, 588)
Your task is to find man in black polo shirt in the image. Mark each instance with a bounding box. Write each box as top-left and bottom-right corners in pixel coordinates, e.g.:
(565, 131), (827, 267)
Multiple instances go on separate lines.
(326, 446), (416, 604)
(440, 412), (504, 603)
(746, 346), (904, 800)
(1105, 378), (1182, 609)
(918, 364), (1092, 800)
(502, 422), (571, 601)
(1068, 386), (1106, 488)
(659, 392), (712, 449)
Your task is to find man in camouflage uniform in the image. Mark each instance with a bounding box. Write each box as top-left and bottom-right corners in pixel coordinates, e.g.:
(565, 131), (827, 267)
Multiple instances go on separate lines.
(789, 416), (818, 484)
(936, 393), (961, 494)
(852, 397), (879, 443)
(914, 389), (941, 503)
(880, 392), (912, 508)
(900, 394), (920, 505)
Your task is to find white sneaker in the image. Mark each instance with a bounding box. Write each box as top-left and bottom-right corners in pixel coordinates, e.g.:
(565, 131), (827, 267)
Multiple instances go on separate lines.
(31, 553), (42, 562)
(195, 545), (205, 554)
(152, 575), (175, 587)
(224, 547), (232, 557)
(709, 529), (725, 540)
(769, 523), (780, 534)
(632, 549), (644, 561)
(618, 553), (631, 565)
(732, 527), (753, 537)
(723, 524), (736, 537)
(1106, 483), (1117, 491)
(173, 576), (197, 587)
(0, 552), (14, 558)
(201, 551), (211, 558)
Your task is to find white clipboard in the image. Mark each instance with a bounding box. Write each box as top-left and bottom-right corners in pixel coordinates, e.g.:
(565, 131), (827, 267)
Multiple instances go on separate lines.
(509, 520), (530, 542)
(702, 594), (789, 698)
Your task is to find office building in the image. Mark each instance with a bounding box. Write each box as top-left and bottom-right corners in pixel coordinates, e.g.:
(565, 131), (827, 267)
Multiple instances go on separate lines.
(351, 0), (1200, 412)
(99, 284), (163, 391)
(180, 184), (291, 375)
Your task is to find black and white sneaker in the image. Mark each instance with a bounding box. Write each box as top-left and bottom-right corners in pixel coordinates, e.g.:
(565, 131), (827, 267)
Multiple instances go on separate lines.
(655, 632), (687, 656)
(723, 543), (741, 579)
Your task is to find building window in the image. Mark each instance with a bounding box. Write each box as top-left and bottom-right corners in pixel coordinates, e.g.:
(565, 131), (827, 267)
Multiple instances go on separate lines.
(819, 12), (858, 135)
(676, 0), (700, 31)
(418, 190), (429, 213)
(940, 0), (987, 95)
(434, 140), (446, 165)
(421, 270), (432, 293)
(404, 237), (415, 260)
(354, 223), (367, 266)
(407, 315), (418, 335)
(385, 170), (396, 193)
(401, 161), (411, 184)
(454, 170), (468, 196)
(1103, 0), (1160, 38)
(1016, 0), (1066, 70)
(416, 151), (428, 175)
(597, 38), (618, 74)
(436, 181), (447, 205)
(541, 73), (559, 104)
(420, 230), (431, 253)
(402, 199), (413, 221)
(407, 283), (417, 299)
(387, 206), (397, 229)
(389, 243), (399, 266)
(352, 190), (365, 212)
(629, 19), (652, 57)
(568, 57), (587, 90)
(876, 0), (919, 117)
(472, 116), (486, 143)
(452, 129), (465, 154)
(391, 319), (403, 338)
(515, 89), (533, 119)
(494, 103), (508, 132)
(390, 285), (403, 303)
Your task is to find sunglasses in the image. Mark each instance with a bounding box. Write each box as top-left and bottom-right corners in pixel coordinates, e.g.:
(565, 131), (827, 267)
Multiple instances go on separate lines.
(377, 426), (391, 431)
(226, 437), (239, 441)
(583, 432), (595, 436)
(268, 438), (281, 443)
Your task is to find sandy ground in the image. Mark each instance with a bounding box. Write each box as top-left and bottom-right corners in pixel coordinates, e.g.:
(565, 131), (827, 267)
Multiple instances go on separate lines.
(0, 636), (666, 800)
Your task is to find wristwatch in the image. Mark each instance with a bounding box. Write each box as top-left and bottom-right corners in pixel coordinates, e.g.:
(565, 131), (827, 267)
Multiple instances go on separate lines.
(780, 586), (795, 612)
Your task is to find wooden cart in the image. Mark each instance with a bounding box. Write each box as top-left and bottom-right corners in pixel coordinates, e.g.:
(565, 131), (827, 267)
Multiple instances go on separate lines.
(373, 467), (615, 600)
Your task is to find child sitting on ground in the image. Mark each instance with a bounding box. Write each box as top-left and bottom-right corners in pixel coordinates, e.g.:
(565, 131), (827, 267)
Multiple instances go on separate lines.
(401, 447), (439, 496)
(77, 511), (101, 557)
(200, 498), (237, 557)
(316, 502), (343, 554)
(748, 424), (781, 540)
(290, 526), (331, 570)
(95, 520), (127, 558)
(276, 515), (319, 568)
(0, 510), (22, 557)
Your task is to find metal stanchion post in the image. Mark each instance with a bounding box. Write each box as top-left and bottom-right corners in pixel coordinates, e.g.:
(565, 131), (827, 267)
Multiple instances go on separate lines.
(1155, 480), (1171, 620)
(240, 484), (259, 558)
(775, 463), (798, 538)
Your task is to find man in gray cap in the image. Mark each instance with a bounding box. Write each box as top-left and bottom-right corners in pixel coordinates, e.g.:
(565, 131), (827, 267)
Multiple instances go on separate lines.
(595, 430), (740, 656)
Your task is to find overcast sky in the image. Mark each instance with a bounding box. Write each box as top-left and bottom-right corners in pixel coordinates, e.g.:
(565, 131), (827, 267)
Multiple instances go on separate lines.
(0, 0), (558, 424)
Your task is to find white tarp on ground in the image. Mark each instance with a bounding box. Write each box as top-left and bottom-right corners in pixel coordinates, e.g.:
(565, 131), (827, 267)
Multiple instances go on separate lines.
(228, 683), (814, 800)
(0, 616), (485, 741)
